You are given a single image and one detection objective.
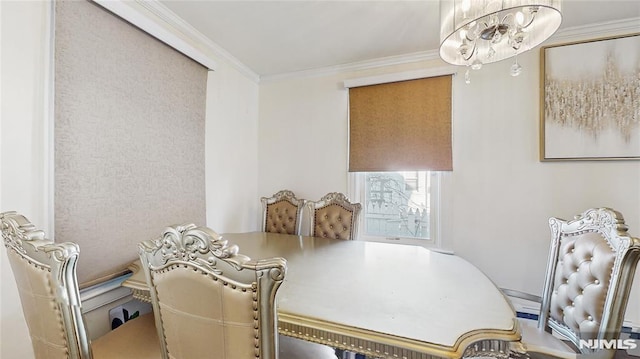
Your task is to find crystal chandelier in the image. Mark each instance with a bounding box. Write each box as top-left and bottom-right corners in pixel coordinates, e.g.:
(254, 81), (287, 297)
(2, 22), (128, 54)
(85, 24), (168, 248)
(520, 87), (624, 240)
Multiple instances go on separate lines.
(439, 0), (562, 83)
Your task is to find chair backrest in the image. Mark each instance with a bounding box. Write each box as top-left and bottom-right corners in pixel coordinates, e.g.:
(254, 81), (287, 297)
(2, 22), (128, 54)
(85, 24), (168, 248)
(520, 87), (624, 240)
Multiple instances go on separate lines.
(138, 224), (287, 359)
(0, 211), (91, 359)
(538, 207), (640, 353)
(306, 192), (362, 240)
(261, 190), (305, 235)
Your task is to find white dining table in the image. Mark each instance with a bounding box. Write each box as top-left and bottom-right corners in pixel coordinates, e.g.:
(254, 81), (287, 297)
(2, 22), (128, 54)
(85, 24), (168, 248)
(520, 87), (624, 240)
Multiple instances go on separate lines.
(122, 232), (520, 359)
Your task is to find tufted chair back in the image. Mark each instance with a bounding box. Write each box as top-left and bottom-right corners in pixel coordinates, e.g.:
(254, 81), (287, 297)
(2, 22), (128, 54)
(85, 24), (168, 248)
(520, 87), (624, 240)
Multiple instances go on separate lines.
(538, 208), (640, 354)
(1, 211), (91, 359)
(261, 190), (306, 235)
(306, 192), (362, 240)
(138, 224), (287, 359)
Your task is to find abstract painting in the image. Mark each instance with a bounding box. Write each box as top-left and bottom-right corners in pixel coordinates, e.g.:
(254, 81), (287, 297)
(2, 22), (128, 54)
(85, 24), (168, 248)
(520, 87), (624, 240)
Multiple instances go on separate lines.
(540, 34), (640, 161)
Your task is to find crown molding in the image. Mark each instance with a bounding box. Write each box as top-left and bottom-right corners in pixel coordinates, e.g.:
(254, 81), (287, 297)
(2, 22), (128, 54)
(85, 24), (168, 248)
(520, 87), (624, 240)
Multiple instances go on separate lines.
(260, 50), (441, 83)
(548, 17), (640, 45)
(92, 0), (260, 83)
(91, 1), (638, 85)
(261, 17), (639, 83)
(343, 66), (458, 88)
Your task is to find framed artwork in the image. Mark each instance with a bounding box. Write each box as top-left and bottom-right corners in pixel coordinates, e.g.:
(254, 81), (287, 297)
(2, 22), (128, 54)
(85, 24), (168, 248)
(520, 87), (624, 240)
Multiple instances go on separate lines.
(540, 33), (640, 161)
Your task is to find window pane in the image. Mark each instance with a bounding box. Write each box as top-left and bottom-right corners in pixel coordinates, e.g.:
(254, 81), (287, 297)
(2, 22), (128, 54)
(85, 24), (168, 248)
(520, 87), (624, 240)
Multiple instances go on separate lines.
(364, 171), (430, 239)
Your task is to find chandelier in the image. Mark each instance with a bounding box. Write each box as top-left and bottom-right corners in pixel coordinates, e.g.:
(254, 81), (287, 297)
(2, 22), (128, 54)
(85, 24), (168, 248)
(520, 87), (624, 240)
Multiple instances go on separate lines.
(439, 0), (562, 83)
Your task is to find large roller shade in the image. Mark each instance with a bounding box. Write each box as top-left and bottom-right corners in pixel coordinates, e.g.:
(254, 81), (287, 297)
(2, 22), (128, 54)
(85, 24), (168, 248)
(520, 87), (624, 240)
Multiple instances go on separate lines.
(55, 0), (207, 286)
(349, 76), (453, 172)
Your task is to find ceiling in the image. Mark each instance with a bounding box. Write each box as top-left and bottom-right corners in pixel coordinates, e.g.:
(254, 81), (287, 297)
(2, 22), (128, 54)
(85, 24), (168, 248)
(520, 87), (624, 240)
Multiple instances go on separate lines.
(160, 0), (640, 77)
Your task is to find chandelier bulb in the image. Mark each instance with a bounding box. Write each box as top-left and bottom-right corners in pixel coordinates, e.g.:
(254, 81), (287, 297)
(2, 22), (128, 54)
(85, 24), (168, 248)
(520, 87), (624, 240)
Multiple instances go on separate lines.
(465, 68), (471, 84)
(461, 0), (471, 13)
(515, 11), (525, 26)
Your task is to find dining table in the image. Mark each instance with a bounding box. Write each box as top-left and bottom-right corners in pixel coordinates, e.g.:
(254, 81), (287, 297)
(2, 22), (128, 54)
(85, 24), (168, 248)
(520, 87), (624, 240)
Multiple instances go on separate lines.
(122, 232), (521, 359)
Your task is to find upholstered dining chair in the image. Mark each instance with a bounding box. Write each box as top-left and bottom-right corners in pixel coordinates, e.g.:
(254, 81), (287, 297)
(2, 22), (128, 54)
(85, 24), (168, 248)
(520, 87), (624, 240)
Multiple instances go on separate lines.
(261, 189), (306, 235)
(500, 208), (640, 359)
(306, 192), (362, 240)
(138, 223), (336, 359)
(0, 211), (161, 359)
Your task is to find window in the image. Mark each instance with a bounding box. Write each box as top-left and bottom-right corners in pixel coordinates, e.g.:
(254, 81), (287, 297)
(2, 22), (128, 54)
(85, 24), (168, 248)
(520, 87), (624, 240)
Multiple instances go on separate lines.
(346, 73), (453, 248)
(350, 171), (443, 247)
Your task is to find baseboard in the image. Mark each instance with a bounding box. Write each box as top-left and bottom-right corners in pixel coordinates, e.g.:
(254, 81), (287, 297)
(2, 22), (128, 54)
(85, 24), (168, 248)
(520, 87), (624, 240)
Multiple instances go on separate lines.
(80, 273), (133, 313)
(78, 272), (151, 339)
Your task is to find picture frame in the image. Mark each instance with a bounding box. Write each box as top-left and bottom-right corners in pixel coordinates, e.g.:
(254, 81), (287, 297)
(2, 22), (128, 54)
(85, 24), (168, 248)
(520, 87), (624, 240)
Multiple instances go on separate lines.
(540, 33), (640, 161)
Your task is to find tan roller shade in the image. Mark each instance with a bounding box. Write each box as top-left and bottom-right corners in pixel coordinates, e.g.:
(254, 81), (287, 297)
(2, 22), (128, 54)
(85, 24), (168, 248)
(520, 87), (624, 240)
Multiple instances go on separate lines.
(55, 0), (207, 287)
(349, 76), (452, 172)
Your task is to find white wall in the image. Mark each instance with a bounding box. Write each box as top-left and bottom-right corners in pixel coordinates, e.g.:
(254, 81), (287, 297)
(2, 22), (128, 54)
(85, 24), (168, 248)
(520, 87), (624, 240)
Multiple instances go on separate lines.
(0, 1), (50, 358)
(258, 73), (352, 200)
(205, 61), (261, 233)
(258, 41), (640, 324)
(450, 49), (640, 325)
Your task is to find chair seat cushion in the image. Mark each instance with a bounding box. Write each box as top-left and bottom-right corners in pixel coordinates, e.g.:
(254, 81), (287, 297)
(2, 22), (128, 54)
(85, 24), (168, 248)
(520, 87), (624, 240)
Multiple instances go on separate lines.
(92, 312), (161, 358)
(520, 319), (577, 359)
(279, 334), (337, 359)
